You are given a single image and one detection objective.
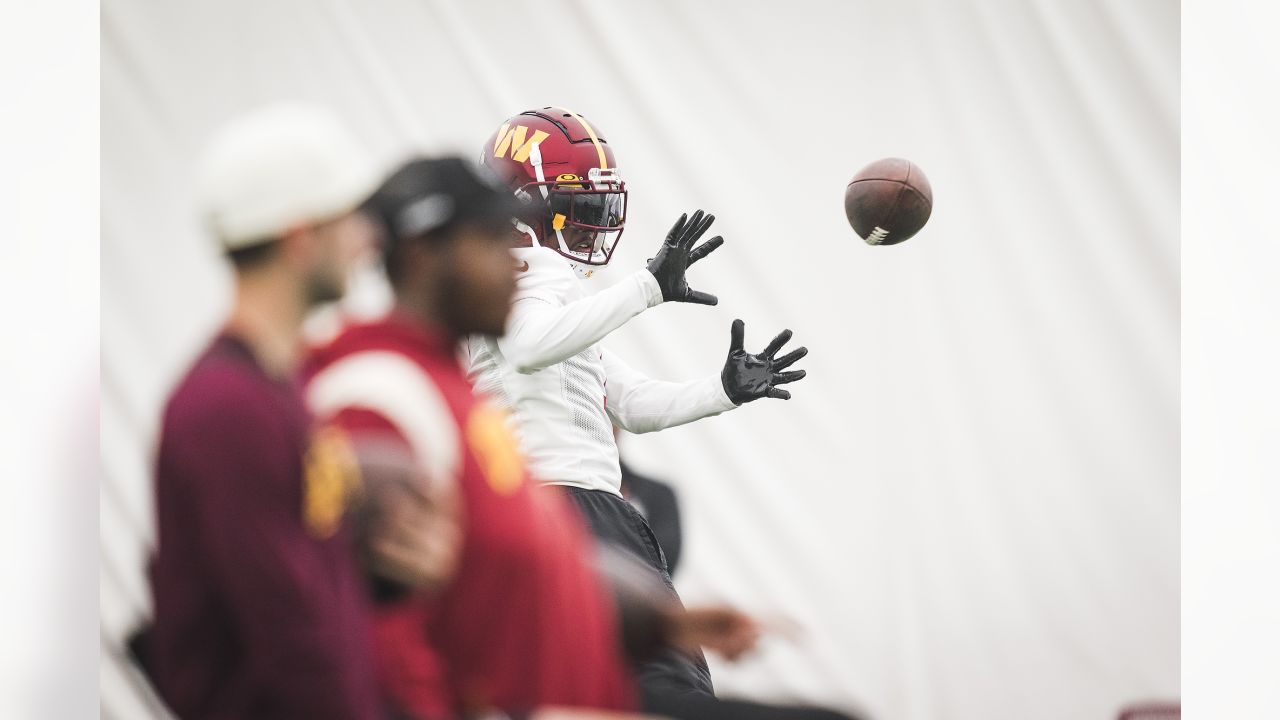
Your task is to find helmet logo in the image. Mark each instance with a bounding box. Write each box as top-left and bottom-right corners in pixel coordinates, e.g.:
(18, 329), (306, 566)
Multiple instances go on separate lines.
(555, 173), (586, 189)
(492, 124), (550, 163)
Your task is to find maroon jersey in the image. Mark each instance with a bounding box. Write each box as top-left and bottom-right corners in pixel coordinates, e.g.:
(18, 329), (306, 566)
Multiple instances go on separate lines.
(304, 316), (635, 719)
(148, 334), (379, 720)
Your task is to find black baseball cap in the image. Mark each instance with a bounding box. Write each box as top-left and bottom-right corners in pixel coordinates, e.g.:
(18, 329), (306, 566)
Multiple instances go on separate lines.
(363, 155), (536, 245)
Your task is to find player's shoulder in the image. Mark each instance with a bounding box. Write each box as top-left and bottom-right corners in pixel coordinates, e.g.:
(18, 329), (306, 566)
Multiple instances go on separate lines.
(304, 316), (453, 380)
(304, 320), (469, 428)
(163, 337), (288, 435)
(305, 334), (468, 489)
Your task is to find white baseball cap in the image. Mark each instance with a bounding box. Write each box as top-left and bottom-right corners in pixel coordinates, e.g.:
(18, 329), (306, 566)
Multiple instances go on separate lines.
(196, 103), (379, 249)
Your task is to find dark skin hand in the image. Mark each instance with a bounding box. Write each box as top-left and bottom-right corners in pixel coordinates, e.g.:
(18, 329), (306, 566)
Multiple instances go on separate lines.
(668, 605), (763, 661)
(352, 440), (464, 594)
(367, 479), (462, 593)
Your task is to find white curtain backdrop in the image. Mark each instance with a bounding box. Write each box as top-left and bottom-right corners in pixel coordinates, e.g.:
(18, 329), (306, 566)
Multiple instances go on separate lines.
(101, 2), (1179, 718)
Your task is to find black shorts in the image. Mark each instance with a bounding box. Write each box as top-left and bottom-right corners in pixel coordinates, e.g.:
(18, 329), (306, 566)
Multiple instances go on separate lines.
(555, 486), (714, 697)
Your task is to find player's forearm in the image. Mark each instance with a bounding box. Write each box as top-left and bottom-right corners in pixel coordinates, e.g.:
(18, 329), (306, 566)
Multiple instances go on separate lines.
(502, 270), (662, 373)
(608, 373), (738, 434)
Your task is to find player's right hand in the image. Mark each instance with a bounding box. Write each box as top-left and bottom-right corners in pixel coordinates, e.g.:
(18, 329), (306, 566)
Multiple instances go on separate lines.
(668, 605), (762, 661)
(646, 209), (724, 305)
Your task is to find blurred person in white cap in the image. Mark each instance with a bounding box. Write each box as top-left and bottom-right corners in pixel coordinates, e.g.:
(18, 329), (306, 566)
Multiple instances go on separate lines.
(145, 103), (397, 720)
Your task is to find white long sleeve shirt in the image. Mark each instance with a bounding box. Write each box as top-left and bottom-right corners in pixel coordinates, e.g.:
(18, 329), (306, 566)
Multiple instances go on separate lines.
(465, 245), (738, 495)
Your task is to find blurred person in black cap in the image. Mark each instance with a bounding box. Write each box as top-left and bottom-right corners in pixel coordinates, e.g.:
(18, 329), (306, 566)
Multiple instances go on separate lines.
(147, 103), (392, 720)
(303, 156), (640, 719)
(303, 157), (781, 720)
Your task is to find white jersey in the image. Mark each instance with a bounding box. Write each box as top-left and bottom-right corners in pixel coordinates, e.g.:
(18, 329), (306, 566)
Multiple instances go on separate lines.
(465, 245), (738, 495)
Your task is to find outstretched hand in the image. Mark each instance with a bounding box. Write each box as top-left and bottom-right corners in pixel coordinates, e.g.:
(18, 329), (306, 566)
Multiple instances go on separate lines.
(646, 209), (725, 305)
(671, 606), (762, 662)
(721, 319), (808, 405)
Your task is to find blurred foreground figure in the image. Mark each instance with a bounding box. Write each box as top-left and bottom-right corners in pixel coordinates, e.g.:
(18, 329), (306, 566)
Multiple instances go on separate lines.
(303, 158), (637, 718)
(147, 105), (383, 718)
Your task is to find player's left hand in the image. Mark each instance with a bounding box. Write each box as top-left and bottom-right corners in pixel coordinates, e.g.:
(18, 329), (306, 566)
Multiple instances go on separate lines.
(368, 481), (463, 593)
(721, 319), (808, 404)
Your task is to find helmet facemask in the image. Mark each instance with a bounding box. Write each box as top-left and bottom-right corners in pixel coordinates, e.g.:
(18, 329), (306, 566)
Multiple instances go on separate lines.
(523, 167), (626, 272)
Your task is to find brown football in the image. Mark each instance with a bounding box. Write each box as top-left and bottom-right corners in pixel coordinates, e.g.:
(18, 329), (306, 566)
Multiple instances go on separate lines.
(844, 158), (933, 245)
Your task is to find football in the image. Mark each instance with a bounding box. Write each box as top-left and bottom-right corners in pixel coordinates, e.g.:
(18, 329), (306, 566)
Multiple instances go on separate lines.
(844, 158), (933, 245)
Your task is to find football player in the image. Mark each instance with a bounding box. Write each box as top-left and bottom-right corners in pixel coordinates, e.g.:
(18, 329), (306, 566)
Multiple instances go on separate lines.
(468, 107), (810, 701)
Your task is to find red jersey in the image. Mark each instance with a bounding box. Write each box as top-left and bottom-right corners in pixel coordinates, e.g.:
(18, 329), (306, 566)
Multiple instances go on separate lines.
(303, 315), (634, 719)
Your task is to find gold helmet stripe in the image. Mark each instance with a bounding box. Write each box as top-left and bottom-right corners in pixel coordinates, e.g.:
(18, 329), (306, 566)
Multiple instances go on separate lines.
(549, 106), (608, 170)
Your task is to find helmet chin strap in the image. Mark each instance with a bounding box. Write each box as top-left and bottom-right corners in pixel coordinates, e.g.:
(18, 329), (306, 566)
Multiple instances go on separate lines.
(514, 220), (539, 247)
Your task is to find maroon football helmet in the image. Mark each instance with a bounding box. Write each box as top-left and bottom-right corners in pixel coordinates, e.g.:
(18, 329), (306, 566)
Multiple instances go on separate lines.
(480, 107), (626, 270)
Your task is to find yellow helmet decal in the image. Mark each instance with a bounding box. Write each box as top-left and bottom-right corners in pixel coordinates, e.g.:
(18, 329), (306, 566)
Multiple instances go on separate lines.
(549, 106), (608, 171)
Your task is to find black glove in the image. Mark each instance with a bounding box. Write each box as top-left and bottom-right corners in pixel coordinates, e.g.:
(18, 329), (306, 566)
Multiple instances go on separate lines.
(646, 209), (725, 305)
(721, 319), (808, 405)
